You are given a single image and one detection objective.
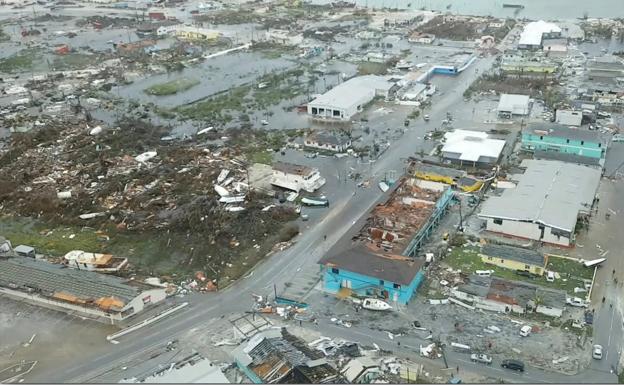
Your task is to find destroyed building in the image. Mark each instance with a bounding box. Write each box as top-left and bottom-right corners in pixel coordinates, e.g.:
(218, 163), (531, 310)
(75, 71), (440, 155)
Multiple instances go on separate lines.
(232, 328), (342, 384)
(319, 177), (454, 304)
(452, 274), (567, 317)
(119, 353), (229, 383)
(271, 162), (326, 193)
(0, 256), (169, 322)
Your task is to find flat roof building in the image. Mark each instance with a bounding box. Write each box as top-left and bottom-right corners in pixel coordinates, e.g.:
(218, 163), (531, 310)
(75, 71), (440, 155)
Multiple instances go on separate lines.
(307, 75), (394, 121)
(518, 20), (561, 49)
(521, 123), (607, 159)
(0, 257), (168, 322)
(441, 129), (506, 167)
(120, 353), (229, 383)
(478, 159), (601, 247)
(271, 162), (326, 193)
(497, 93), (530, 117)
(480, 243), (547, 276)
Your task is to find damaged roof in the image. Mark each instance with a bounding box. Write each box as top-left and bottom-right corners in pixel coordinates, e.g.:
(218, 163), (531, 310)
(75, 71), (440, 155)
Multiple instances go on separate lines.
(480, 243), (545, 267)
(319, 244), (424, 285)
(479, 159), (601, 232)
(273, 161), (317, 177)
(523, 123), (606, 144)
(0, 257), (141, 305)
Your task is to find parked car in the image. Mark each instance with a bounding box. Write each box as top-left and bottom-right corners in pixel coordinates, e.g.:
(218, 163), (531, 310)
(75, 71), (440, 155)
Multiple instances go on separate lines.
(501, 359), (525, 372)
(515, 270), (534, 279)
(546, 271), (555, 282)
(613, 134), (624, 142)
(566, 297), (588, 308)
(593, 345), (603, 360)
(520, 325), (532, 337)
(470, 353), (492, 365)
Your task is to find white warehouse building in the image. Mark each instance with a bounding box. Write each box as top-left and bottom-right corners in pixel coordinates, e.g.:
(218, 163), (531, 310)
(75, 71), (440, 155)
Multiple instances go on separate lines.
(478, 159), (601, 247)
(307, 75), (395, 121)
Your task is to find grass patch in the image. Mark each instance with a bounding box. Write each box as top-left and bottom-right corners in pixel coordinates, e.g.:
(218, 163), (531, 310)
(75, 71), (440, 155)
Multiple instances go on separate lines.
(546, 255), (594, 281)
(0, 27), (9, 42)
(357, 61), (389, 75)
(51, 53), (100, 71)
(0, 48), (41, 73)
(249, 149), (274, 165)
(176, 85), (248, 122)
(144, 77), (200, 96)
(444, 246), (585, 295)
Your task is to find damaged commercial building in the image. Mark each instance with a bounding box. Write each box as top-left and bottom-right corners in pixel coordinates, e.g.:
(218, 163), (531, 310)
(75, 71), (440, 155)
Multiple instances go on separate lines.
(304, 131), (352, 153)
(271, 162), (326, 193)
(319, 177), (454, 304)
(452, 275), (567, 317)
(119, 353), (229, 383)
(232, 328), (341, 384)
(307, 76), (395, 121)
(479, 159), (601, 247)
(517, 20), (561, 50)
(0, 257), (168, 323)
(441, 129), (506, 168)
(497, 93), (531, 117)
(521, 123), (607, 160)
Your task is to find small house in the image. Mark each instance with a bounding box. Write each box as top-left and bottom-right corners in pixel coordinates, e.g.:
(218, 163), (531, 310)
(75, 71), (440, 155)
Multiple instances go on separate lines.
(304, 131), (352, 153)
(479, 243), (547, 276)
(497, 93), (530, 117)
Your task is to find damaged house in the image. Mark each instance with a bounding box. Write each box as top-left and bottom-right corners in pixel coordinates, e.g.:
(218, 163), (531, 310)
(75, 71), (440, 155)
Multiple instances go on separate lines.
(452, 274), (567, 317)
(271, 162), (326, 193)
(0, 257), (168, 323)
(232, 328), (341, 384)
(319, 177), (454, 304)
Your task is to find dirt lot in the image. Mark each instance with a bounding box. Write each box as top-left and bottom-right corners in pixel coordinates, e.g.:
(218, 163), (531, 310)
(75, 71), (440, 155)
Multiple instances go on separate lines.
(0, 296), (114, 383)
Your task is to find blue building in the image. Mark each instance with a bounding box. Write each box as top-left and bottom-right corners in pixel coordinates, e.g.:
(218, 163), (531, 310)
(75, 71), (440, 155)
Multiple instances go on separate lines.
(319, 245), (425, 305)
(318, 178), (454, 305)
(521, 123), (606, 159)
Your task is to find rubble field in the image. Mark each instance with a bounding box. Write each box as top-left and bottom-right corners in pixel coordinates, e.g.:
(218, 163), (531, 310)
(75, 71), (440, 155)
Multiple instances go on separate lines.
(417, 16), (515, 42)
(0, 118), (300, 284)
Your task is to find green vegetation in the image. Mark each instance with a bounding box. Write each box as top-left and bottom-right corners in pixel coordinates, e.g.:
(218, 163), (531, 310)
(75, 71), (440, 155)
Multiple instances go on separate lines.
(357, 61), (390, 75)
(51, 53), (101, 71)
(443, 246), (589, 295)
(0, 48), (42, 73)
(175, 85), (248, 122)
(0, 27), (9, 42)
(248, 149), (274, 164)
(546, 255), (594, 281)
(145, 77), (200, 96)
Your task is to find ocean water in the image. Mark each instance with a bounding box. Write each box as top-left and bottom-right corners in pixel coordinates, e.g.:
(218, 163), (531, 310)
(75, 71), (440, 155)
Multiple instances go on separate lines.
(311, 0), (624, 20)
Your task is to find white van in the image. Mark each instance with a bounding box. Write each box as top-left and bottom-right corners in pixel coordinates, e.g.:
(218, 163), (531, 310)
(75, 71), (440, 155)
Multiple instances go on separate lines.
(475, 270), (493, 277)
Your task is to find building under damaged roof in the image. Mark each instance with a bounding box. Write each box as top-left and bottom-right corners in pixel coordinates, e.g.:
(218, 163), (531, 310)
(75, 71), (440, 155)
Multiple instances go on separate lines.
(0, 257), (168, 322)
(319, 177), (454, 304)
(453, 275), (567, 317)
(478, 159), (601, 247)
(232, 328), (342, 384)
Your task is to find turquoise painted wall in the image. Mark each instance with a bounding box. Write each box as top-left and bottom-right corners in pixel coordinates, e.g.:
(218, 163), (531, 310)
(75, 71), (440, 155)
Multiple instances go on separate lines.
(521, 133), (605, 159)
(321, 265), (425, 305)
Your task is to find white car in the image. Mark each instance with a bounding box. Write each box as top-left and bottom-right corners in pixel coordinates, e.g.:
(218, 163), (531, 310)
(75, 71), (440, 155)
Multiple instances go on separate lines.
(567, 297), (588, 308)
(470, 353), (492, 365)
(546, 271), (555, 282)
(593, 344), (603, 360)
(520, 325), (532, 337)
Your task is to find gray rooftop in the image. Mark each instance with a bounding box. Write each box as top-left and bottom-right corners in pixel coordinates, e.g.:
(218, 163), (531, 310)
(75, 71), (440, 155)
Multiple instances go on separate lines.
(319, 244), (424, 285)
(273, 161), (316, 177)
(308, 75), (392, 110)
(524, 123), (606, 144)
(0, 257), (141, 303)
(479, 159), (601, 232)
(533, 150), (602, 168)
(480, 243), (545, 267)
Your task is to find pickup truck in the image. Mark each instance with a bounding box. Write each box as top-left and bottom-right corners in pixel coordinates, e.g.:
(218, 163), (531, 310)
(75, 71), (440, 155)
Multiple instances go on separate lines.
(470, 353), (492, 365)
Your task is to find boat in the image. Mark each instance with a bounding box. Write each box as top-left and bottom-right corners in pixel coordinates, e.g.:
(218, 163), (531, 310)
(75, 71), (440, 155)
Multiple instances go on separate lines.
(219, 195), (246, 203)
(583, 258), (606, 268)
(502, 3), (524, 8)
(362, 298), (393, 311)
(225, 206), (245, 212)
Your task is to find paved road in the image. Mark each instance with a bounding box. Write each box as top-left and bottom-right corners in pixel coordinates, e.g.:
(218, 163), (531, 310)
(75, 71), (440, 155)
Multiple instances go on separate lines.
(38, 54), (496, 384)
